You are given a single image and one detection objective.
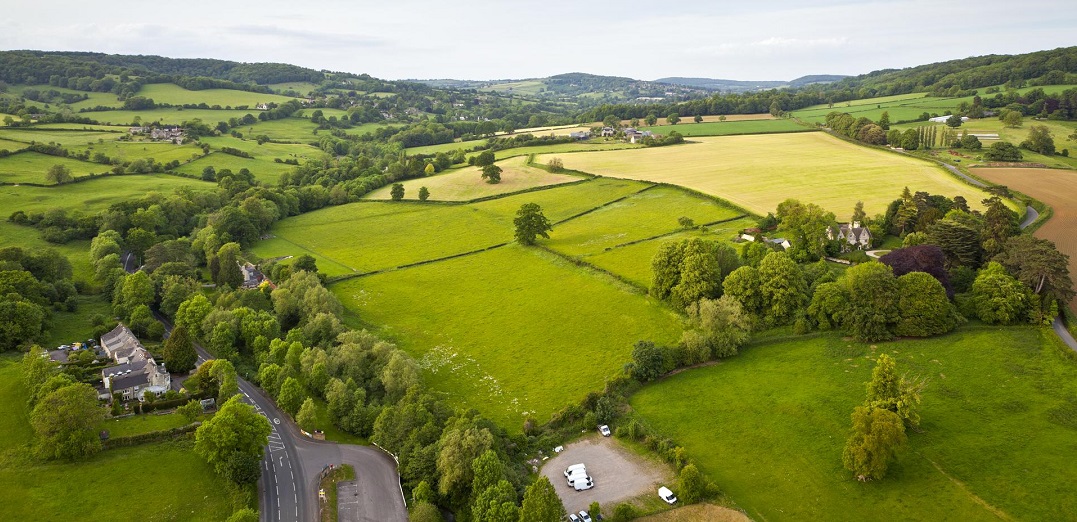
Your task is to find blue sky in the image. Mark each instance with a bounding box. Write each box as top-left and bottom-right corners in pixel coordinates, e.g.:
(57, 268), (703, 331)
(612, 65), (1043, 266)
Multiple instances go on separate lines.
(2, 0), (1075, 81)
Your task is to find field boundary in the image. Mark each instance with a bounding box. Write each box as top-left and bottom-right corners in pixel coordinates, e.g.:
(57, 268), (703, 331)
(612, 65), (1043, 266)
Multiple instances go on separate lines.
(608, 214), (750, 250)
(918, 453), (1014, 521)
(552, 183), (659, 225)
(326, 242), (510, 284)
(535, 244), (651, 295)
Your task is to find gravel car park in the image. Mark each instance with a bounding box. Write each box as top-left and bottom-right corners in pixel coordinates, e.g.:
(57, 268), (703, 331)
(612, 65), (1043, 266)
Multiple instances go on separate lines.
(541, 435), (671, 515)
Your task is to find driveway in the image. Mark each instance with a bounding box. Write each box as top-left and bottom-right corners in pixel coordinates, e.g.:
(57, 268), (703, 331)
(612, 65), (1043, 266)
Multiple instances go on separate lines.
(541, 435), (672, 514)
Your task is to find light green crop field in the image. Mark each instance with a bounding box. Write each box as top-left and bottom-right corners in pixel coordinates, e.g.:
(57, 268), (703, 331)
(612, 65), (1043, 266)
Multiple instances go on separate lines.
(0, 137), (27, 151)
(172, 151), (297, 184)
(340, 121), (400, 137)
(11, 85), (125, 110)
(406, 139), (484, 155)
(253, 177), (651, 276)
(539, 133), (1001, 216)
(0, 113), (16, 125)
(480, 79), (547, 96)
(239, 117), (320, 142)
(79, 108), (260, 126)
(32, 123), (129, 132)
(639, 119), (813, 137)
(136, 83), (299, 107)
(545, 186), (744, 258)
(491, 141), (644, 161)
(0, 151), (109, 184)
(70, 140), (205, 165)
(269, 82), (321, 94)
(0, 128), (122, 147)
(200, 135), (318, 163)
(0, 172), (213, 214)
(631, 327), (1077, 521)
(334, 244), (684, 429)
(583, 217), (756, 288)
(365, 156), (583, 201)
(0, 356), (243, 521)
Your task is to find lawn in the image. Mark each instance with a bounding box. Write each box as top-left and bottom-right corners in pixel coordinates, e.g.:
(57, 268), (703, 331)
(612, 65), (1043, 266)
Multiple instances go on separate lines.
(583, 218), (756, 288)
(0, 151), (110, 184)
(136, 83), (299, 107)
(972, 167), (1077, 314)
(364, 156), (584, 201)
(545, 186), (745, 258)
(0, 355), (245, 521)
(539, 133), (1001, 217)
(253, 177), (651, 276)
(333, 244), (684, 429)
(639, 119), (813, 137)
(630, 327), (1077, 521)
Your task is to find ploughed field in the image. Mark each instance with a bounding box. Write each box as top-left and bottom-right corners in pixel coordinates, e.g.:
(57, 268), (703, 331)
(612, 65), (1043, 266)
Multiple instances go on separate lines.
(253, 179), (760, 427)
(971, 167), (1077, 313)
(538, 132), (1000, 217)
(630, 327), (1077, 521)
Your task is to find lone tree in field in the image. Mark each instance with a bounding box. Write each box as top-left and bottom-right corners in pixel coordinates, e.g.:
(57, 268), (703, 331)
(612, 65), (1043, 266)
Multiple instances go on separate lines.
(694, 115), (703, 123)
(513, 203), (552, 245)
(666, 113), (680, 125)
(945, 114), (963, 128)
(475, 150), (496, 167)
(546, 157), (564, 172)
(418, 186), (430, 201)
(1002, 110), (1023, 128)
(163, 324), (197, 373)
(842, 405), (907, 481)
(481, 164), (502, 184)
(645, 113), (658, 126)
(45, 164), (73, 184)
(390, 183), (405, 201)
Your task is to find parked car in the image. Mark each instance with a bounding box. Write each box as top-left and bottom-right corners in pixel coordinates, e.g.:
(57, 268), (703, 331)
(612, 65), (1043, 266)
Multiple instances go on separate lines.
(658, 486), (678, 504)
(598, 424), (611, 437)
(564, 463), (586, 478)
(566, 469), (591, 485)
(579, 510), (593, 522)
(571, 477), (594, 491)
(568, 514), (581, 522)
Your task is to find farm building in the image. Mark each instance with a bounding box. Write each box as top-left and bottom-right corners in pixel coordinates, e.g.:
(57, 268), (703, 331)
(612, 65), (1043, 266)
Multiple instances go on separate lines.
(928, 115), (969, 123)
(100, 324), (171, 402)
(827, 221), (872, 251)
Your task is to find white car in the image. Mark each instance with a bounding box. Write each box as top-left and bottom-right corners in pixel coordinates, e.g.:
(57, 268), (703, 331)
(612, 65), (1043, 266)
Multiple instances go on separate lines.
(579, 511), (593, 522)
(564, 463), (586, 478)
(598, 424), (611, 437)
(568, 514), (581, 522)
(658, 486), (678, 504)
(566, 469), (592, 486)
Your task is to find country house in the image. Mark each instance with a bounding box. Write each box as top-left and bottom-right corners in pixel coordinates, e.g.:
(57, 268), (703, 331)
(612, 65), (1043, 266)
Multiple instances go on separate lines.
(100, 324), (171, 402)
(827, 221), (873, 251)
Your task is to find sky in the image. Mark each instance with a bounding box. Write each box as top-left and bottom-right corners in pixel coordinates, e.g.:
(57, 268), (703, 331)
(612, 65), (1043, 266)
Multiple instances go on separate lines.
(2, 0), (1075, 82)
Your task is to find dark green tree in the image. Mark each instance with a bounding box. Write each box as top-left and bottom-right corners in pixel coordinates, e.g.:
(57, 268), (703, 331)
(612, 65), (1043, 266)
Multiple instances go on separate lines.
(194, 395), (272, 483)
(628, 340), (665, 382)
(418, 186), (430, 201)
(163, 324), (197, 373)
(390, 183), (405, 201)
(481, 164), (502, 184)
(519, 476), (566, 522)
(475, 150), (496, 167)
(513, 203), (552, 246)
(31, 382), (103, 461)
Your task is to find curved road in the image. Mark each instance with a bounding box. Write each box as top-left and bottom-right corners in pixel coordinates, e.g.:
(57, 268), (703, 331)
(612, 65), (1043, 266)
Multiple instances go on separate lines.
(155, 313), (407, 522)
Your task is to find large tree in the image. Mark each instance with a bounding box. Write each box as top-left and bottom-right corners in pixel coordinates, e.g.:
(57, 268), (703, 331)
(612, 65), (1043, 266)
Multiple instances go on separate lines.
(993, 235), (1074, 306)
(481, 164), (502, 184)
(971, 262), (1030, 324)
(879, 245), (953, 297)
(277, 376), (306, 416)
(163, 324), (197, 373)
(513, 203), (552, 246)
(519, 476), (566, 522)
(651, 239), (740, 307)
(757, 251), (807, 325)
(45, 164), (73, 184)
(894, 272), (961, 338)
(775, 199), (836, 262)
(31, 382), (104, 461)
(194, 395), (272, 482)
(842, 406), (907, 481)
(680, 295), (751, 363)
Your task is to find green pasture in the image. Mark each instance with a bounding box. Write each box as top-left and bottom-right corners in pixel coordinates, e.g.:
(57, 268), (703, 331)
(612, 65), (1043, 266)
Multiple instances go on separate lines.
(339, 121), (399, 137)
(0, 223), (94, 284)
(334, 244), (684, 429)
(406, 139), (483, 155)
(0, 137), (28, 152)
(631, 327), (1077, 521)
(639, 119), (813, 137)
(269, 82), (321, 94)
(545, 186), (744, 258)
(99, 411), (192, 439)
(0, 151), (108, 184)
(480, 80), (547, 96)
(199, 135), (318, 162)
(583, 217), (756, 288)
(0, 355), (244, 521)
(10, 85), (124, 111)
(541, 133), (1004, 217)
(78, 108), (260, 126)
(70, 140), (205, 165)
(364, 156), (583, 201)
(0, 128), (122, 147)
(490, 140), (643, 161)
(31, 123), (129, 132)
(43, 295), (112, 347)
(239, 117), (319, 142)
(255, 177), (651, 275)
(136, 83), (299, 107)
(172, 152), (297, 184)
(891, 118), (1077, 169)
(0, 113), (16, 125)
(0, 173), (213, 214)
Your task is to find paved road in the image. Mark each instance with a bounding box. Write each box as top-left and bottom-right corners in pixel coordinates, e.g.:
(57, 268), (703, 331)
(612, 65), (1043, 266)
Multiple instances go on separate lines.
(1019, 205), (1040, 229)
(121, 251), (138, 273)
(155, 312), (407, 522)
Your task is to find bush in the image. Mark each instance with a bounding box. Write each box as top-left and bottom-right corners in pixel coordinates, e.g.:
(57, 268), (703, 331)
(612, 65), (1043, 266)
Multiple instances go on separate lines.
(610, 503), (636, 522)
(102, 422), (200, 449)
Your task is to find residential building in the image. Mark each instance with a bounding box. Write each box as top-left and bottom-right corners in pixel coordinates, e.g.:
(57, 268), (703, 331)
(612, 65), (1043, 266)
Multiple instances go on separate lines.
(99, 324), (171, 402)
(827, 221), (873, 251)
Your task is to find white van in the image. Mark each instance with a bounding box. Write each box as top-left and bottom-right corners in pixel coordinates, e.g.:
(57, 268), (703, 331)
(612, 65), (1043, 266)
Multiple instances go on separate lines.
(566, 469), (591, 486)
(571, 477), (594, 491)
(658, 486), (678, 504)
(564, 463), (586, 478)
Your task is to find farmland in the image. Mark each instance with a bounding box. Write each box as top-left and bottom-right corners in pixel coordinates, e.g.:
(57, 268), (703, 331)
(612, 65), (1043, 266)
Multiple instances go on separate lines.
(631, 327), (1077, 521)
(539, 133), (1000, 216)
(0, 128), (121, 147)
(334, 244), (683, 428)
(0, 151), (110, 184)
(0, 173), (213, 214)
(0, 355), (245, 521)
(135, 83), (299, 107)
(253, 177), (652, 276)
(364, 156), (583, 201)
(639, 119), (812, 137)
(891, 118), (1077, 170)
(77, 108), (261, 126)
(971, 167), (1077, 313)
(173, 151), (298, 184)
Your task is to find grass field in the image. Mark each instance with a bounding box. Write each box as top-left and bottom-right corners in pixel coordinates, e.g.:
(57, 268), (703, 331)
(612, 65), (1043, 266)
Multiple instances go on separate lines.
(583, 218), (756, 288)
(269, 82), (321, 94)
(44, 295), (112, 347)
(0, 355), (243, 521)
(173, 151), (298, 184)
(639, 119), (813, 137)
(334, 244), (684, 428)
(539, 133), (1000, 216)
(891, 118), (1077, 170)
(136, 83), (299, 107)
(0, 173), (213, 214)
(0, 128), (122, 147)
(971, 167), (1077, 314)
(252, 177), (652, 276)
(0, 137), (28, 152)
(0, 151), (109, 184)
(79, 108), (261, 126)
(239, 117), (320, 142)
(406, 139), (486, 155)
(99, 411), (191, 438)
(0, 223), (94, 283)
(69, 140), (206, 165)
(631, 327), (1077, 521)
(364, 156), (583, 201)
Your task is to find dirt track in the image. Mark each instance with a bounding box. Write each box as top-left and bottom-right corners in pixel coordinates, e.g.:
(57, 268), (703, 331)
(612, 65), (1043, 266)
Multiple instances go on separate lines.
(971, 167), (1077, 314)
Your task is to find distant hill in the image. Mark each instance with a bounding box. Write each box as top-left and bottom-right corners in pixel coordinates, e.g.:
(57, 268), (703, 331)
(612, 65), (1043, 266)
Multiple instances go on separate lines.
(410, 72), (714, 106)
(654, 75), (847, 92)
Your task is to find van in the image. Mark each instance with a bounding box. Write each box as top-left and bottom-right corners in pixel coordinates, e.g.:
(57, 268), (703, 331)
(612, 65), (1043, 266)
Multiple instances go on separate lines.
(564, 463), (586, 478)
(571, 477), (594, 491)
(567, 469), (592, 486)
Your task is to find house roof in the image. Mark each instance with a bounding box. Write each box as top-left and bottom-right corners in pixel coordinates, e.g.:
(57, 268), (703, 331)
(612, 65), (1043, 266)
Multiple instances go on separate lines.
(111, 371), (151, 391)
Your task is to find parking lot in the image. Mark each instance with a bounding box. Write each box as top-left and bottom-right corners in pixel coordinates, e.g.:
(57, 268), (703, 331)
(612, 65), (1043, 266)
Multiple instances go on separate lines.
(540, 434), (672, 515)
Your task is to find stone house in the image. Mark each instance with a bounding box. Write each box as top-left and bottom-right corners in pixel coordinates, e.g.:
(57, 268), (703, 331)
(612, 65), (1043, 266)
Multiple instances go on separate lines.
(827, 221), (873, 251)
(100, 324), (171, 402)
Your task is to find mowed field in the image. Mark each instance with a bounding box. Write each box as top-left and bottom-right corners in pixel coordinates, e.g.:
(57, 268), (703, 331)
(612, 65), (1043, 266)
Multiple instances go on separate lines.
(971, 167), (1077, 313)
(334, 245), (683, 428)
(0, 356), (242, 521)
(252, 178), (652, 276)
(365, 156), (584, 201)
(539, 133), (999, 216)
(631, 327), (1077, 521)
(639, 119), (812, 137)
